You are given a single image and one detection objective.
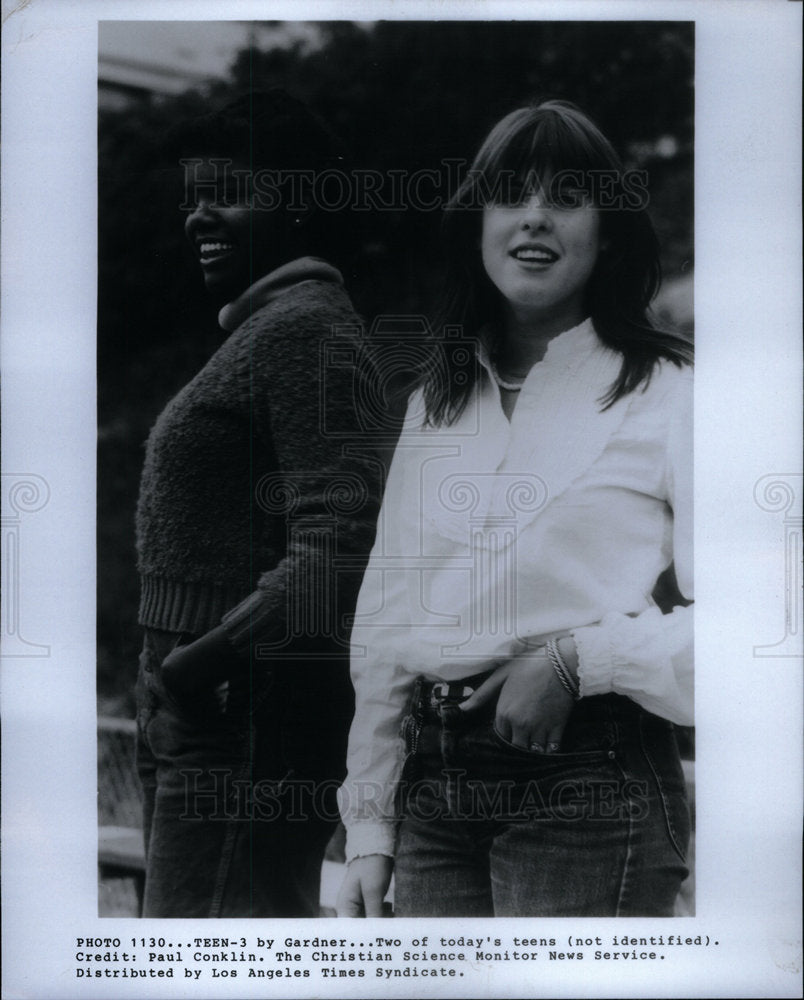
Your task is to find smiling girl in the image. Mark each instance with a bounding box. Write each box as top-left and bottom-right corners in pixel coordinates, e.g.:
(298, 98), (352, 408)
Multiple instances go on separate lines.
(337, 101), (693, 918)
(134, 90), (380, 917)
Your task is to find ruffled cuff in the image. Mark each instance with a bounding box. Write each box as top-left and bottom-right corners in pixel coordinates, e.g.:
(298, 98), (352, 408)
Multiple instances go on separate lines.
(572, 613), (620, 698)
(571, 607), (694, 726)
(344, 822), (397, 864)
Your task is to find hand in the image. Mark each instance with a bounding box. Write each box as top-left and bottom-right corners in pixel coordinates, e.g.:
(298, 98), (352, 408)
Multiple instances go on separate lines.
(161, 625), (240, 706)
(336, 855), (394, 917)
(460, 638), (579, 752)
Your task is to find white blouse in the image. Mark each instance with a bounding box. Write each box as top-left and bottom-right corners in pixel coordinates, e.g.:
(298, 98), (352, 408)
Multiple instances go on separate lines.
(338, 319), (693, 862)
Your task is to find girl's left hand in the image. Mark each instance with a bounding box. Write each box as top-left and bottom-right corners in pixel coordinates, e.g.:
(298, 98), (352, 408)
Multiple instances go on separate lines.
(161, 625), (238, 706)
(459, 640), (578, 752)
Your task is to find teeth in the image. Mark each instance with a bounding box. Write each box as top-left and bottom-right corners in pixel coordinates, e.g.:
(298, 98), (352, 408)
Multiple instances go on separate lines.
(199, 241), (234, 254)
(514, 248), (556, 262)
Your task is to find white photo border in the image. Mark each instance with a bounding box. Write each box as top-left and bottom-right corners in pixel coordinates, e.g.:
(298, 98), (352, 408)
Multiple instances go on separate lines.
(1, 1), (802, 998)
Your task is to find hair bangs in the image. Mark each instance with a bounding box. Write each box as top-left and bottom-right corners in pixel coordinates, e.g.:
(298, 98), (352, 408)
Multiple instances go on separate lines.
(471, 103), (624, 208)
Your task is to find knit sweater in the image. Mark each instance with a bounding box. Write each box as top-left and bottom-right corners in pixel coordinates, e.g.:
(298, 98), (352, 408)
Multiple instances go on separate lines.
(136, 257), (381, 664)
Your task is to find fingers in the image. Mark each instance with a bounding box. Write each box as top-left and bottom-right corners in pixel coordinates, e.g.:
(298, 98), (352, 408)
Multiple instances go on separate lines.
(495, 682), (571, 753)
(460, 655), (574, 753)
(509, 720), (532, 750)
(545, 723), (565, 753)
(518, 722), (567, 754)
(336, 856), (393, 918)
(496, 711), (562, 753)
(528, 740), (562, 754)
(335, 874), (365, 917)
(508, 734), (561, 754)
(361, 883), (387, 918)
(458, 662), (512, 713)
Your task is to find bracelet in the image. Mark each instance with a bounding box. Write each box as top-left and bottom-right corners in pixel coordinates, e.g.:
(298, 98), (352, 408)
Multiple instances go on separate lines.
(546, 638), (581, 700)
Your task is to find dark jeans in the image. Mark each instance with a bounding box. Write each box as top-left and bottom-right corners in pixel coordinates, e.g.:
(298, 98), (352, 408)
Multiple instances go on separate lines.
(135, 629), (339, 917)
(394, 682), (690, 917)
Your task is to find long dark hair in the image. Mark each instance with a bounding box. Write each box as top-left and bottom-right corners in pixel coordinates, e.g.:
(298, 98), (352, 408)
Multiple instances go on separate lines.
(421, 100), (693, 425)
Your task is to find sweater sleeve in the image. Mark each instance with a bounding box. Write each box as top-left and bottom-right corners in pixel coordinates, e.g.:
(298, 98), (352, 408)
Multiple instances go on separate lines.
(572, 368), (694, 725)
(220, 284), (382, 660)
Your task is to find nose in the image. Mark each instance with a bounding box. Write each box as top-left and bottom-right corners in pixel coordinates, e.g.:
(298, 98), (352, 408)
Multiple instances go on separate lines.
(184, 196), (217, 238)
(519, 193), (553, 231)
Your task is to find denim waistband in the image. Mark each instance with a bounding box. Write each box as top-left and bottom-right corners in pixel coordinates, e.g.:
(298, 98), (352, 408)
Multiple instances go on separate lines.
(412, 671), (495, 721)
(412, 671), (662, 735)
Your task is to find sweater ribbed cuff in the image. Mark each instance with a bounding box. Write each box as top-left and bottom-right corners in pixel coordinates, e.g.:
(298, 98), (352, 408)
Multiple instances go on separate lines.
(220, 590), (278, 659)
(138, 575), (245, 637)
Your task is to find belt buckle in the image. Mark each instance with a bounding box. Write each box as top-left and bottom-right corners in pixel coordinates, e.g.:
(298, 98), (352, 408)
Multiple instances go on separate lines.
(430, 682), (473, 708)
(430, 682), (449, 707)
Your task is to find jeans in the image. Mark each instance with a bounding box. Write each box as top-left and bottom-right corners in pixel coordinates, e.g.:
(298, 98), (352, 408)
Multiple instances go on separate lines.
(393, 681), (690, 917)
(135, 629), (345, 917)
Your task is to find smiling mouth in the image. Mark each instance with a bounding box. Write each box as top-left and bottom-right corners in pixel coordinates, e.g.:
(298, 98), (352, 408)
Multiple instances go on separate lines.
(197, 240), (235, 265)
(510, 245), (559, 265)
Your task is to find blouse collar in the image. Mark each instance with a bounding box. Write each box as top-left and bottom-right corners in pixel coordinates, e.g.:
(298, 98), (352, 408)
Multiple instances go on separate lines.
(424, 316), (631, 550)
(476, 316), (599, 383)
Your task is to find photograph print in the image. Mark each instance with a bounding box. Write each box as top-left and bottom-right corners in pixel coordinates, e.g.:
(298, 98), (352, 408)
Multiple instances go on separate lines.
(97, 18), (695, 920)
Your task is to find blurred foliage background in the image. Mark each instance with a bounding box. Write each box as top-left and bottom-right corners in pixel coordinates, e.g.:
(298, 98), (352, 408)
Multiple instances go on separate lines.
(98, 20), (694, 715)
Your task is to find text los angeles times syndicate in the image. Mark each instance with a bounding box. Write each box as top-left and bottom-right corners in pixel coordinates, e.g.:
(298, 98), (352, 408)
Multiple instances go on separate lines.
(75, 933), (718, 981)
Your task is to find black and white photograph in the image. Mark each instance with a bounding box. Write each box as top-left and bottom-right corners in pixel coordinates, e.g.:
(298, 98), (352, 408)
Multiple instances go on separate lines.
(2, 1), (802, 998)
(96, 17), (697, 922)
